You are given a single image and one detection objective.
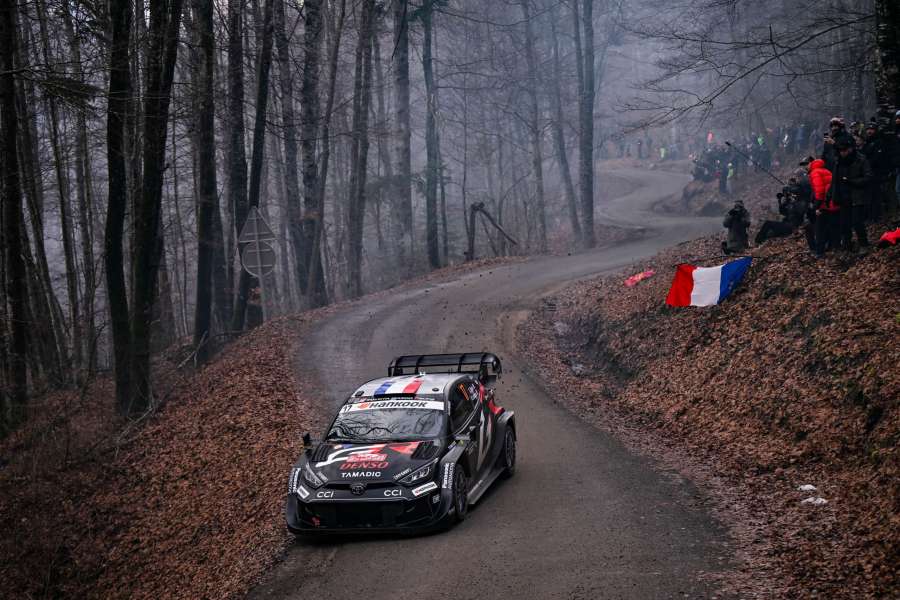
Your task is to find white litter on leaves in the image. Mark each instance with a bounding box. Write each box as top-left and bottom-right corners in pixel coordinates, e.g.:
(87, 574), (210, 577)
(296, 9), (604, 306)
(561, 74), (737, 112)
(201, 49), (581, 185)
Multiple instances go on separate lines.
(797, 484), (818, 492)
(801, 497), (828, 506)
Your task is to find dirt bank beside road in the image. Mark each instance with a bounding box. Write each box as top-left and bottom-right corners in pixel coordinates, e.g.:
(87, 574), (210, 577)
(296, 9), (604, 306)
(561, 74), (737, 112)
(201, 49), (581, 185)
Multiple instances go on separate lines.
(517, 227), (899, 598)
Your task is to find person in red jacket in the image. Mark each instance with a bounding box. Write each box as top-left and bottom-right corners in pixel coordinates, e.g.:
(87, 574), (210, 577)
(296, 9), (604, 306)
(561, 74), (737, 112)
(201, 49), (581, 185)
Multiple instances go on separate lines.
(808, 158), (837, 256)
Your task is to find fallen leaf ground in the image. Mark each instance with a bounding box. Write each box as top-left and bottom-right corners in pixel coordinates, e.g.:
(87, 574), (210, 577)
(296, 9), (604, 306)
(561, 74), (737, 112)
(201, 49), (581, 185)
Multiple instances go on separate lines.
(517, 209), (899, 597)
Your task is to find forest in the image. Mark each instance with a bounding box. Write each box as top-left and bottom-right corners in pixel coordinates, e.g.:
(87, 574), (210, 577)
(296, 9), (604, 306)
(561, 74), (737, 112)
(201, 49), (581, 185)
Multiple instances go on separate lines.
(1, 0), (898, 429)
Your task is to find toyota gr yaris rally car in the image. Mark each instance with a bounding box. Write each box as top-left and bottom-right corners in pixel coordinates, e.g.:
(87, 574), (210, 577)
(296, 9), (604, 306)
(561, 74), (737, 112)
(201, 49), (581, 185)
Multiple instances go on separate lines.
(285, 353), (516, 534)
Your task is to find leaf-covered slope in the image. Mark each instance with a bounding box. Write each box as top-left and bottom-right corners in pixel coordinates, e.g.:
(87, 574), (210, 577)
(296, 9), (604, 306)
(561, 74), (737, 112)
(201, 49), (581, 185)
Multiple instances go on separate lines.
(520, 229), (899, 598)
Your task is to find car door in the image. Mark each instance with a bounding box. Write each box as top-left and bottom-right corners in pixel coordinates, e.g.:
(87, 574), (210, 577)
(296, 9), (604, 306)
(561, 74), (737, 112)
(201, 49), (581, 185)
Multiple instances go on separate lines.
(449, 378), (480, 476)
(468, 379), (495, 477)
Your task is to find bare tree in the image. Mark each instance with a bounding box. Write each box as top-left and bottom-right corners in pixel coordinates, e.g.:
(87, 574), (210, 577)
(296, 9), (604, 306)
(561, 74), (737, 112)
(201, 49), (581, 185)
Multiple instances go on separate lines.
(347, 0), (376, 298)
(275, 0), (307, 304)
(392, 0), (413, 270)
(874, 0), (900, 110)
(193, 0), (219, 363)
(299, 0), (328, 307)
(129, 0), (184, 412)
(0, 0), (28, 430)
(578, 0), (596, 248)
(518, 0), (547, 253)
(227, 0), (250, 332)
(549, 4), (581, 242)
(418, 0), (441, 269)
(104, 0), (133, 412)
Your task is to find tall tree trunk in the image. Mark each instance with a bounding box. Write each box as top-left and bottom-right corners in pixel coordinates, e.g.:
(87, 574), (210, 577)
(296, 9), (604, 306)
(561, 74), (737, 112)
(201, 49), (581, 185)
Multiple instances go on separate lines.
(233, 0), (275, 329)
(193, 0), (219, 363)
(299, 0), (327, 307)
(35, 0), (81, 376)
(392, 0), (413, 269)
(128, 0), (183, 413)
(578, 0), (596, 248)
(15, 60), (66, 381)
(0, 0), (28, 430)
(274, 0), (308, 302)
(227, 0), (250, 331)
(874, 0), (900, 111)
(347, 0), (375, 298)
(373, 32), (395, 238)
(309, 0), (347, 300)
(68, 37), (98, 373)
(550, 7), (581, 242)
(270, 133), (296, 311)
(519, 0), (547, 253)
(105, 0), (133, 412)
(422, 1), (440, 269)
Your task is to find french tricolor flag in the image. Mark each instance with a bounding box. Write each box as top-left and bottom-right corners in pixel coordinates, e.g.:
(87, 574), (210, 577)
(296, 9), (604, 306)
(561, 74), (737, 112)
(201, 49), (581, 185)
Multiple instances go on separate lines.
(665, 257), (752, 307)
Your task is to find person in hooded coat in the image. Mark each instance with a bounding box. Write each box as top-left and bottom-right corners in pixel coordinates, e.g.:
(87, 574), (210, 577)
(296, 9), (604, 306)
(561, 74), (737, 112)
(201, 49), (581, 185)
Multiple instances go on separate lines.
(821, 117), (855, 172)
(828, 139), (873, 253)
(807, 158), (836, 256)
(722, 200), (750, 254)
(859, 121), (898, 220)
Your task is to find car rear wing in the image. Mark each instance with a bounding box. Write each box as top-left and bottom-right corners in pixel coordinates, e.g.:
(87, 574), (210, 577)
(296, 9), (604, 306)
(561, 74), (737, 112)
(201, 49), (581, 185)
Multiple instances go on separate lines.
(388, 352), (502, 380)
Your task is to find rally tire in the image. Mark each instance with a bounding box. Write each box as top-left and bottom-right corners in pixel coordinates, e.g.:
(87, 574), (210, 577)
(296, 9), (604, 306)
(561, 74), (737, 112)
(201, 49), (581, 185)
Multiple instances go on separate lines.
(453, 467), (469, 523)
(500, 427), (516, 479)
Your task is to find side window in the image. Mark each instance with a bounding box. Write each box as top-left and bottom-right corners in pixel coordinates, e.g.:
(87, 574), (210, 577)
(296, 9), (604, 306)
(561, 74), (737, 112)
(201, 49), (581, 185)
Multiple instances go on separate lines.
(467, 382), (480, 408)
(450, 382), (474, 432)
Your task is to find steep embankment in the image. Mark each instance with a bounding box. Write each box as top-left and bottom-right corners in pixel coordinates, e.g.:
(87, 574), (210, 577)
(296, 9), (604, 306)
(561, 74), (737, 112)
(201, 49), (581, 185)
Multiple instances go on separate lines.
(518, 224), (899, 598)
(0, 315), (318, 599)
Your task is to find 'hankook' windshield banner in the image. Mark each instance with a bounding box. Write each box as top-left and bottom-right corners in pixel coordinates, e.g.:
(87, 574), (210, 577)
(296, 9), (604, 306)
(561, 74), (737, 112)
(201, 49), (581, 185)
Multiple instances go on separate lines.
(340, 399), (444, 412)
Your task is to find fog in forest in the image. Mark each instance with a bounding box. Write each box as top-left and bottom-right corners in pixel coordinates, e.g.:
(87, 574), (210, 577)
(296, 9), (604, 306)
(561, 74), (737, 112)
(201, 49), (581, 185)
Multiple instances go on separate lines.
(1, 0), (895, 417)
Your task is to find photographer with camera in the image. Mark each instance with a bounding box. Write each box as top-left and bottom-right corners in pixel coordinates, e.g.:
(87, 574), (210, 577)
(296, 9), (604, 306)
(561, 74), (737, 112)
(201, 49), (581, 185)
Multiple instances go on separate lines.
(754, 175), (812, 246)
(722, 199), (751, 254)
(822, 117), (854, 172)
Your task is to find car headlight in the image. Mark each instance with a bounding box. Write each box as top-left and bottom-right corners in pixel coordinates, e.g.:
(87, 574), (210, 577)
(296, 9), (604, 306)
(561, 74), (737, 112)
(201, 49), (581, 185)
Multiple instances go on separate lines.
(301, 462), (324, 489)
(399, 460), (437, 486)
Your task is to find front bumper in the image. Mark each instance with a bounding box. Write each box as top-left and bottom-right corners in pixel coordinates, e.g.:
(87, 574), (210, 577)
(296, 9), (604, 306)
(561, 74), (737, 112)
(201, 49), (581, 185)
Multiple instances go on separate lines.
(286, 482), (451, 534)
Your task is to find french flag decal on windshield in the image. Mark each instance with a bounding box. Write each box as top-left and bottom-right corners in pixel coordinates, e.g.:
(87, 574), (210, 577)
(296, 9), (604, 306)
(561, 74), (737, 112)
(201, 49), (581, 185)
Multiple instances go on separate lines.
(373, 381), (395, 396)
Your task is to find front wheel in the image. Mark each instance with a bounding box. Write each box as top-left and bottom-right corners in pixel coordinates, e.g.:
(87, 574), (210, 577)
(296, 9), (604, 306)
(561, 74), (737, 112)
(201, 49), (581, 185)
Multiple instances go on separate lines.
(452, 467), (469, 523)
(500, 427), (516, 478)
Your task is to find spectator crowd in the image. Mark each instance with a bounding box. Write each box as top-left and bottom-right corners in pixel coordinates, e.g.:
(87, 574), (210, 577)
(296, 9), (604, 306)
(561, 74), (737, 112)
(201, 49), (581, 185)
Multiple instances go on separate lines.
(719, 112), (900, 257)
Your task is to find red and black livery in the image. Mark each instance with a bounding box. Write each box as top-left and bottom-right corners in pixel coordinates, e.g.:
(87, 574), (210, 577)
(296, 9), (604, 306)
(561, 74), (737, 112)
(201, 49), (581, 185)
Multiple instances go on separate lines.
(285, 353), (516, 534)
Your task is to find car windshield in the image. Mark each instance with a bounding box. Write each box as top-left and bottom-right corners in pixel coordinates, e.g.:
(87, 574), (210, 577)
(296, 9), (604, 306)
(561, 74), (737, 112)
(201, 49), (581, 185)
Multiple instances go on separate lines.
(326, 397), (446, 442)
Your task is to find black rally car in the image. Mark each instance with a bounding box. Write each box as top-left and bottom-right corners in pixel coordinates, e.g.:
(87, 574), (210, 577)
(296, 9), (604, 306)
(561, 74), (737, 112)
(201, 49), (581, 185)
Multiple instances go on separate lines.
(285, 353), (516, 534)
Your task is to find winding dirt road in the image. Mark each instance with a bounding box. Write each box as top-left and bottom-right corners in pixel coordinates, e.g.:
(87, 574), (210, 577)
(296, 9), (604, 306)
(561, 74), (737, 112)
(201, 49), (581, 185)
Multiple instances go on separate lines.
(250, 167), (730, 599)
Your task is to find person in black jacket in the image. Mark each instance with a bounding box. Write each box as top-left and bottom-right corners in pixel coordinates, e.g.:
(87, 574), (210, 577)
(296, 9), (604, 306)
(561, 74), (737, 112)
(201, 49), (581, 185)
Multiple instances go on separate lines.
(829, 139), (873, 253)
(859, 122), (899, 220)
(821, 117), (855, 172)
(722, 200), (750, 254)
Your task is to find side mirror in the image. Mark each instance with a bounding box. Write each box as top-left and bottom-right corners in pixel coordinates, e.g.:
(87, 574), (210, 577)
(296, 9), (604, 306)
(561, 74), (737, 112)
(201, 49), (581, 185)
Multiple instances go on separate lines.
(302, 432), (312, 455)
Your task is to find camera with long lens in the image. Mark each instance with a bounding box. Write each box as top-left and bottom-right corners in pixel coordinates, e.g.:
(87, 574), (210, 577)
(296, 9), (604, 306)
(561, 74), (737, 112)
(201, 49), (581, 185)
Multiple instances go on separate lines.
(776, 185), (798, 215)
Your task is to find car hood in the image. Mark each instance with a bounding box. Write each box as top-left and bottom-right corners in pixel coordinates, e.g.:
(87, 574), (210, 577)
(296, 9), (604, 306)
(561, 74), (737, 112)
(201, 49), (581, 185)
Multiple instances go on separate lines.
(307, 441), (440, 484)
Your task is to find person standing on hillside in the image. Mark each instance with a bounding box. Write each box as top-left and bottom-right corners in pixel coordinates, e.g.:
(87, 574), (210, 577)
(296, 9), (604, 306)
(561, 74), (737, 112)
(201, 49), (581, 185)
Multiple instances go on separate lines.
(722, 200), (750, 254)
(822, 117), (854, 172)
(860, 122), (897, 220)
(828, 139), (873, 254)
(808, 158), (836, 257)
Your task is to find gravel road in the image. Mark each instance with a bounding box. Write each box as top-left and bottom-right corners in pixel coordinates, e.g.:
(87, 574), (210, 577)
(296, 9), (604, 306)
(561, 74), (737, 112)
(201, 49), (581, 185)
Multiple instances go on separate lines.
(249, 167), (731, 600)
